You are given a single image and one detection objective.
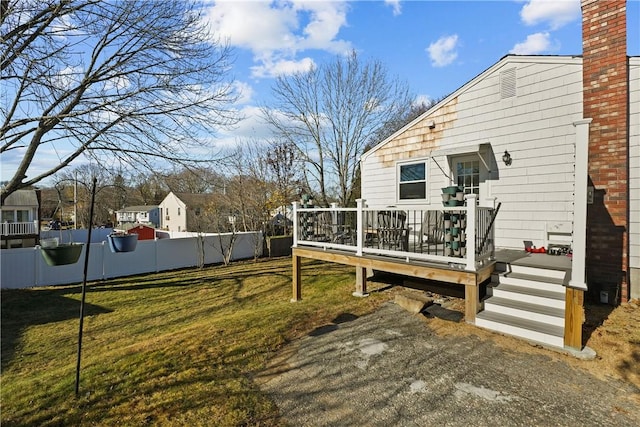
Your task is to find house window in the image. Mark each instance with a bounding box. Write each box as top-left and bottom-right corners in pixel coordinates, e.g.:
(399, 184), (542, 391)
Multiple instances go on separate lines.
(16, 210), (29, 222)
(178, 207), (181, 216)
(455, 159), (480, 195)
(398, 161), (427, 200)
(2, 210), (14, 222)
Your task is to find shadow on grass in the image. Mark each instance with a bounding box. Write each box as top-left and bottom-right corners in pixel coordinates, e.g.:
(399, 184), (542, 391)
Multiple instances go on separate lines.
(1, 287), (112, 370)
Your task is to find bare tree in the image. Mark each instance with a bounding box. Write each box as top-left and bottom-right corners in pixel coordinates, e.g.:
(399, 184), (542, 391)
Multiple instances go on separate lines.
(1, 0), (239, 203)
(266, 139), (302, 233)
(262, 50), (413, 206)
(58, 164), (127, 227)
(224, 141), (273, 259)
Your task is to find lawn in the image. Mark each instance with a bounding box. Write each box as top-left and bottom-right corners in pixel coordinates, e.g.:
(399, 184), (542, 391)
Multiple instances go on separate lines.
(1, 257), (393, 426)
(3, 256), (639, 426)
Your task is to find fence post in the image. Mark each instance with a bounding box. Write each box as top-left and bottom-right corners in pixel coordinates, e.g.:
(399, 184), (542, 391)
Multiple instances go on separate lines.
(356, 199), (364, 256)
(464, 194), (477, 271)
(330, 202), (338, 236)
(292, 202), (299, 248)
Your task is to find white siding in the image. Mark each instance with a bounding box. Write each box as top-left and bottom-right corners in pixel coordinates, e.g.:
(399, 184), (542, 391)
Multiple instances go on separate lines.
(362, 56), (583, 249)
(629, 58), (640, 270)
(158, 192), (187, 232)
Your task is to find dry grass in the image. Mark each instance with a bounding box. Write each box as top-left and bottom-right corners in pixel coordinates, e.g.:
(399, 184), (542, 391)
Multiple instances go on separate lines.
(2, 257), (638, 426)
(1, 258), (395, 427)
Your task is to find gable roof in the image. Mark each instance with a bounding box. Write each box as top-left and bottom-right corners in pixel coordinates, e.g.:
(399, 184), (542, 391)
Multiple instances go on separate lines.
(117, 205), (158, 213)
(360, 54), (583, 163)
(1, 189), (39, 207)
(172, 192), (219, 208)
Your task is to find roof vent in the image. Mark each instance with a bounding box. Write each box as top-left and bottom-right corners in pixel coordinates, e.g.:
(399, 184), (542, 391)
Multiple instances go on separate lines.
(500, 67), (516, 99)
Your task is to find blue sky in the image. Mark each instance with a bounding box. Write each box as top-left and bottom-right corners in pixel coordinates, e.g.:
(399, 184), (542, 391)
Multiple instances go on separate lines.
(203, 0), (639, 151)
(2, 0), (639, 183)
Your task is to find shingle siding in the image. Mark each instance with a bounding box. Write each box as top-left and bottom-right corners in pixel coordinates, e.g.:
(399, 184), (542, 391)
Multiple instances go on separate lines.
(362, 56), (584, 250)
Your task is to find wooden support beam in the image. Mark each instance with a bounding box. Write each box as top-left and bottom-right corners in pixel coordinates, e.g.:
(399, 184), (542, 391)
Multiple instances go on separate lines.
(464, 283), (478, 324)
(354, 266), (369, 297)
(292, 247), (479, 286)
(292, 253), (302, 302)
(564, 287), (584, 349)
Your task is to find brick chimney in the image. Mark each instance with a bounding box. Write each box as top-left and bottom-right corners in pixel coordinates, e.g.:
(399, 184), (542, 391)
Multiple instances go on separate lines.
(581, 0), (629, 302)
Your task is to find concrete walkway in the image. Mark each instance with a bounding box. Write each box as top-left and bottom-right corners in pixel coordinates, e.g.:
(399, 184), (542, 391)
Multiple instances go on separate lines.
(257, 302), (639, 427)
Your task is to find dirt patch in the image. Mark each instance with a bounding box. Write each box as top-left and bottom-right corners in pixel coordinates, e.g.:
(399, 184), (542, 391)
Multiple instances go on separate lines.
(421, 296), (640, 393)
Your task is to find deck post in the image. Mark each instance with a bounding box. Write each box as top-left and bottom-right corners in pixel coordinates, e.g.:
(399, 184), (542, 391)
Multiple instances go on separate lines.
(464, 194), (477, 271)
(292, 202), (299, 248)
(353, 266), (369, 297)
(356, 199), (364, 256)
(564, 287), (584, 349)
(291, 252), (302, 302)
(464, 282), (478, 324)
(569, 119), (591, 291)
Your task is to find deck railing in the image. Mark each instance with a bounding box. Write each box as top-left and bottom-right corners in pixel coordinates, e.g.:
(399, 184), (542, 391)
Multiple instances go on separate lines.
(1, 221), (38, 236)
(293, 195), (496, 271)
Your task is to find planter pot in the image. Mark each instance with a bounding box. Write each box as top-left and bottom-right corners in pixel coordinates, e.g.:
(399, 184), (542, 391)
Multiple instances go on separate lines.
(450, 240), (460, 250)
(108, 233), (138, 253)
(455, 192), (464, 201)
(41, 243), (83, 266)
(450, 227), (460, 237)
(441, 193), (451, 202)
(442, 186), (461, 195)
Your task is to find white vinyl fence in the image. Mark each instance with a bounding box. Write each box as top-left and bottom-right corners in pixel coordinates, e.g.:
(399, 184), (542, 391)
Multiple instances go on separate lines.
(1, 231), (263, 289)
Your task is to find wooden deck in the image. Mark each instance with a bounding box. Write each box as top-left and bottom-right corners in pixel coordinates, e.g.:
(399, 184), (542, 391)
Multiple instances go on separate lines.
(291, 246), (495, 323)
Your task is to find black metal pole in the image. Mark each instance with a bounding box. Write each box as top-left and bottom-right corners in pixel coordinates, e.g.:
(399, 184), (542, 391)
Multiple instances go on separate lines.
(75, 177), (97, 396)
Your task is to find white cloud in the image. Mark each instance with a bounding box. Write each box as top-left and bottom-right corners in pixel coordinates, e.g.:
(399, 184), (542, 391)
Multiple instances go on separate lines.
(510, 32), (552, 54)
(385, 0), (402, 16)
(204, 1), (351, 78)
(414, 94), (432, 107)
(250, 57), (316, 78)
(520, 0), (580, 30)
(427, 35), (459, 67)
(213, 105), (273, 149)
(232, 81), (255, 105)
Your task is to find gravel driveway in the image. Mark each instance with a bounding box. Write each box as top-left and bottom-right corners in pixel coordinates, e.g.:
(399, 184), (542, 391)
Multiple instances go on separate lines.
(257, 302), (640, 427)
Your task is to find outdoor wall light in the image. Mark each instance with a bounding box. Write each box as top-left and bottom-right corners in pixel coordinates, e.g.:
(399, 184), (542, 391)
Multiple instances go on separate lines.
(502, 150), (512, 166)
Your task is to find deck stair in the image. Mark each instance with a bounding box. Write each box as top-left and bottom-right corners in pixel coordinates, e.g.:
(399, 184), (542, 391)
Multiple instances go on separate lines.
(475, 262), (568, 348)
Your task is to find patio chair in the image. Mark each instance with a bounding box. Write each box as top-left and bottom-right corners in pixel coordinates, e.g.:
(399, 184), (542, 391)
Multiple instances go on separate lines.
(420, 210), (445, 254)
(377, 210), (409, 251)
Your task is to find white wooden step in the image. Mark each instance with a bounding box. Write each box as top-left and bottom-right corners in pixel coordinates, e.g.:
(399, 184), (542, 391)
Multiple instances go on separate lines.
(475, 311), (565, 348)
(498, 272), (566, 293)
(508, 264), (567, 281)
(491, 284), (565, 309)
(483, 297), (565, 327)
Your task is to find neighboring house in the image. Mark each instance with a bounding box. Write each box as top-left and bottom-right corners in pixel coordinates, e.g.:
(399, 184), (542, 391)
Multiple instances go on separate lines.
(291, 0), (637, 352)
(159, 192), (222, 233)
(116, 205), (160, 228)
(1, 189), (40, 249)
